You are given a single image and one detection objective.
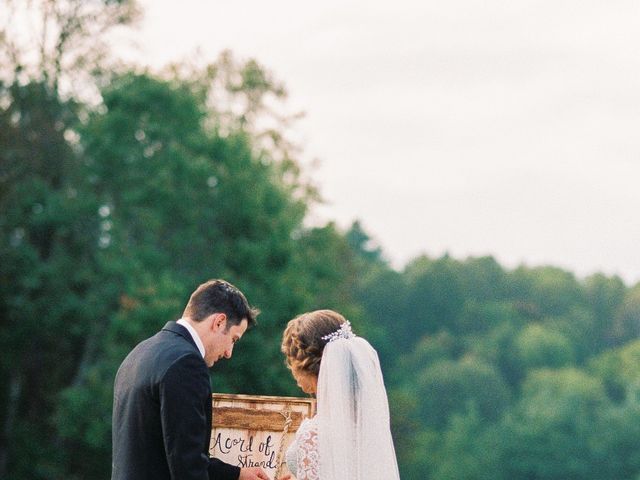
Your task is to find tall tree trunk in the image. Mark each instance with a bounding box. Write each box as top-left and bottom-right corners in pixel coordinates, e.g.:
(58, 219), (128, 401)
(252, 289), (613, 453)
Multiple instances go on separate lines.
(71, 327), (100, 388)
(0, 370), (23, 477)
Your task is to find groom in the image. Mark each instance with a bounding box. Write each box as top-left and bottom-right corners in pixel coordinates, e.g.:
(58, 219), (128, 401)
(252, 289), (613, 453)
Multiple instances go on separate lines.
(112, 279), (269, 480)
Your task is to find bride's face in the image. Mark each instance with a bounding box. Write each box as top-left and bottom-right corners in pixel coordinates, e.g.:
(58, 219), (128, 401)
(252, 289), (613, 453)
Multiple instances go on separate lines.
(292, 366), (318, 395)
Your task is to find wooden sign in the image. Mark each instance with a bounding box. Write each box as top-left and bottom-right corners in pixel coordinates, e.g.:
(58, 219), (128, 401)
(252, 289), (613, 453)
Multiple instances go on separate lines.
(210, 393), (316, 479)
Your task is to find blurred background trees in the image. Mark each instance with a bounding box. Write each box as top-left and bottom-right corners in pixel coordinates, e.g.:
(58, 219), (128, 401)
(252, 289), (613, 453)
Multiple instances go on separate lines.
(2, 1), (640, 479)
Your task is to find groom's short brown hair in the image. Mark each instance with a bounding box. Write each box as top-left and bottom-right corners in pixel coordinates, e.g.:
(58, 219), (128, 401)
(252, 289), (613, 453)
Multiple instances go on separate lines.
(183, 279), (258, 328)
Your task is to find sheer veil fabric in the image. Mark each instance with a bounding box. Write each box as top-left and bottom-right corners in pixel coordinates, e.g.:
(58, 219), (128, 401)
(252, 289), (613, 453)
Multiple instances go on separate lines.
(316, 336), (400, 480)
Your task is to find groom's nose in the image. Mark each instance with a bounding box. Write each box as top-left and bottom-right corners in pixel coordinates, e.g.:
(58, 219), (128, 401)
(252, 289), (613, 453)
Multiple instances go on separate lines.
(224, 345), (233, 358)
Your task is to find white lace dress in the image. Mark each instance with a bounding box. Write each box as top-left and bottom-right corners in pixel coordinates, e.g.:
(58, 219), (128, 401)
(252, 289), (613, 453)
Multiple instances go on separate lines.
(285, 416), (319, 480)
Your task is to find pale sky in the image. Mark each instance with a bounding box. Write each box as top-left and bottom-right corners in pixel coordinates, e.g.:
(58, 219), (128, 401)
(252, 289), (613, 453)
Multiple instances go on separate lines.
(121, 0), (640, 284)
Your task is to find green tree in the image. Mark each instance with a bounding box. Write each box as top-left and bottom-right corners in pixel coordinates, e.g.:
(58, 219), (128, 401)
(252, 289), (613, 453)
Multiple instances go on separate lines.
(398, 330), (457, 370)
(458, 256), (508, 303)
(500, 368), (608, 480)
(463, 319), (522, 387)
(513, 323), (575, 371)
(403, 255), (465, 338)
(355, 265), (405, 364)
(612, 283), (640, 346)
(0, 80), (111, 479)
(432, 407), (505, 480)
(345, 220), (384, 265)
(584, 273), (628, 348)
(415, 356), (511, 429)
(507, 266), (584, 318)
(589, 339), (640, 402)
(591, 384), (640, 478)
(458, 299), (522, 335)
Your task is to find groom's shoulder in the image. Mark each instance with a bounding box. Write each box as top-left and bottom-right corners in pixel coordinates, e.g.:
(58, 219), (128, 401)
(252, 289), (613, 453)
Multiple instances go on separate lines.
(122, 323), (196, 366)
(145, 323), (196, 356)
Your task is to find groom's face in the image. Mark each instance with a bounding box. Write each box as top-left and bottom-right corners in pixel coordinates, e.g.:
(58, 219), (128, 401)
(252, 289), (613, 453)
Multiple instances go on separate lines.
(206, 315), (248, 367)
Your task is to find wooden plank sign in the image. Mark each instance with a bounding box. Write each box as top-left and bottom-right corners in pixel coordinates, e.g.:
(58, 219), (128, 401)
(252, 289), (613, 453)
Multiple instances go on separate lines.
(210, 393), (316, 480)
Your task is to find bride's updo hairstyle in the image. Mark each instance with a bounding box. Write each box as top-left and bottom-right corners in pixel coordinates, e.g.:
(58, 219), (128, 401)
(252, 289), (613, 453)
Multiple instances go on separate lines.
(281, 309), (346, 377)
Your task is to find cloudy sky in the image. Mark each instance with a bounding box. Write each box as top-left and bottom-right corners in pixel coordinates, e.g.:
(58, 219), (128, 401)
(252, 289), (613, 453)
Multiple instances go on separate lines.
(124, 0), (640, 283)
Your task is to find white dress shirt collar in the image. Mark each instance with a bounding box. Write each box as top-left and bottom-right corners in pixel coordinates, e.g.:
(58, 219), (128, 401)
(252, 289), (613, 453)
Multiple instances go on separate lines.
(176, 318), (206, 359)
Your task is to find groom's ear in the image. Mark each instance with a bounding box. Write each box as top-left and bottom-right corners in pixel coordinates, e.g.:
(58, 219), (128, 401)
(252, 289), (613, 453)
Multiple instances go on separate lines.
(210, 313), (227, 332)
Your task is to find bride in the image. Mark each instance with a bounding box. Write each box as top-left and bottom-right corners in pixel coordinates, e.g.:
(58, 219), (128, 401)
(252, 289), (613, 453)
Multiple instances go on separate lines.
(281, 310), (400, 480)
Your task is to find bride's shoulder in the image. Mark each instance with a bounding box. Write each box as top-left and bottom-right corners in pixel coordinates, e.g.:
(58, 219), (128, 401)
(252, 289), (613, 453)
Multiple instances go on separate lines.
(295, 415), (319, 452)
(297, 415), (318, 435)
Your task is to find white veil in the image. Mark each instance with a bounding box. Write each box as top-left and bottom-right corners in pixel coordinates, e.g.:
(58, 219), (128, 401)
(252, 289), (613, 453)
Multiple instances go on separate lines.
(316, 332), (401, 480)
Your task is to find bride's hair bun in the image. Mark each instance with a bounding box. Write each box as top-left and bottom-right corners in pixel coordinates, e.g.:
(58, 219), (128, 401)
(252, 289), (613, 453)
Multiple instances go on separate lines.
(281, 309), (346, 376)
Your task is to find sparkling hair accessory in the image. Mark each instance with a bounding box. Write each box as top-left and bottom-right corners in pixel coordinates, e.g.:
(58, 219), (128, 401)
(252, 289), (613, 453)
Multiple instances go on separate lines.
(321, 320), (356, 343)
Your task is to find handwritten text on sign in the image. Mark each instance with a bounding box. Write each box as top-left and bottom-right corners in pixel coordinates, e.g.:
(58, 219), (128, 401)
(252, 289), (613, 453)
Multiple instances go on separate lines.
(212, 432), (278, 469)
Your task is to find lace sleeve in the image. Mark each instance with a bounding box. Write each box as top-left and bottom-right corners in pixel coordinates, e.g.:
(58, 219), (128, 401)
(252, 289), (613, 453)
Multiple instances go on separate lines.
(296, 418), (319, 480)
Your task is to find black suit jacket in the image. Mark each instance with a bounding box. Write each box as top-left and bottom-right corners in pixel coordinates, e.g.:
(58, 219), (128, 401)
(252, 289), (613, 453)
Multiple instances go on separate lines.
(112, 322), (240, 480)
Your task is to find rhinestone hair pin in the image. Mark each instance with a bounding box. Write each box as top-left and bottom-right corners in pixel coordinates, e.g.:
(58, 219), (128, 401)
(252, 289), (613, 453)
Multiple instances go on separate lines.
(321, 320), (356, 343)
